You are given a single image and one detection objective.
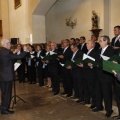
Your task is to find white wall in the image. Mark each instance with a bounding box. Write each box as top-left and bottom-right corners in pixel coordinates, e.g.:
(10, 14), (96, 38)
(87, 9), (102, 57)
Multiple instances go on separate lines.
(8, 0), (40, 44)
(0, 0), (1, 19)
(1, 0), (120, 44)
(110, 0), (120, 39)
(33, 15), (46, 43)
(1, 0), (9, 38)
(9, 0), (28, 44)
(46, 0), (105, 43)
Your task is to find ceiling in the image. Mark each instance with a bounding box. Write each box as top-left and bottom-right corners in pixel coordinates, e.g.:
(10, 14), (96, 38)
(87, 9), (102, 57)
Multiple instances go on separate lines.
(33, 0), (58, 15)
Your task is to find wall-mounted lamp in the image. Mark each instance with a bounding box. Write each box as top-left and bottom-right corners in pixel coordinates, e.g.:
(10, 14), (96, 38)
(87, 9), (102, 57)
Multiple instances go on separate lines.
(65, 17), (77, 29)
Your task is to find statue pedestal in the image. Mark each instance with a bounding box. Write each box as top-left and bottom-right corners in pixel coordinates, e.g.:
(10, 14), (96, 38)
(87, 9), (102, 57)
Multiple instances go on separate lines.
(90, 29), (102, 40)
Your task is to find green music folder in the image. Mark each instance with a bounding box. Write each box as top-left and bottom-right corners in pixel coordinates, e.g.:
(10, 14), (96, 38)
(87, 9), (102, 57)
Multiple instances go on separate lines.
(64, 60), (75, 67)
(43, 55), (51, 61)
(83, 58), (97, 67)
(109, 55), (120, 63)
(103, 60), (120, 74)
(51, 54), (59, 59)
(74, 58), (83, 64)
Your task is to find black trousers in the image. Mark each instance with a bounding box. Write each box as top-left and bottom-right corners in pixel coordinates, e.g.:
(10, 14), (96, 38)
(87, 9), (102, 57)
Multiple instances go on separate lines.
(49, 70), (60, 93)
(115, 80), (120, 115)
(0, 81), (12, 111)
(28, 66), (36, 83)
(84, 78), (96, 104)
(72, 75), (79, 98)
(17, 63), (25, 83)
(36, 66), (44, 86)
(96, 80), (112, 112)
(61, 67), (73, 95)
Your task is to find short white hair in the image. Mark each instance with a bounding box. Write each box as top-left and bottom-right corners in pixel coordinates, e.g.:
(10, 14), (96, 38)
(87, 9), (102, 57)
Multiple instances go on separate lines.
(1, 38), (10, 47)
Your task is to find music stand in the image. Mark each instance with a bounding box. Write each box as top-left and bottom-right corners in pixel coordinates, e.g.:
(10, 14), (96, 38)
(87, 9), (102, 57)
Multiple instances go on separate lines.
(11, 62), (26, 109)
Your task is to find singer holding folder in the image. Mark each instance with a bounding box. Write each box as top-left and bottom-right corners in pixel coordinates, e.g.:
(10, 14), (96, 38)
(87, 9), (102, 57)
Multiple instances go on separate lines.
(112, 70), (120, 119)
(0, 38), (27, 114)
(92, 35), (115, 118)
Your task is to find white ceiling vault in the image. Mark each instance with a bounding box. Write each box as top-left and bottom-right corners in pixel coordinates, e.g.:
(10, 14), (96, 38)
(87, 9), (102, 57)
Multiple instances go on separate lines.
(33, 0), (58, 16)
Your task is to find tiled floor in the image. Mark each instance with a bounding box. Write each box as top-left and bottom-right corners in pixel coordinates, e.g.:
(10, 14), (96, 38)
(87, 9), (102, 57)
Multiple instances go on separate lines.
(0, 81), (116, 120)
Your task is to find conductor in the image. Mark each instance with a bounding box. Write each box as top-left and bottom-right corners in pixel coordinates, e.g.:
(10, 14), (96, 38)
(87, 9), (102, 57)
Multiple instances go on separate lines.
(0, 38), (27, 114)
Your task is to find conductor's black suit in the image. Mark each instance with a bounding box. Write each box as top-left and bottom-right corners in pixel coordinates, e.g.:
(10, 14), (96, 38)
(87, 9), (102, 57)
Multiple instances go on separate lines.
(0, 47), (27, 112)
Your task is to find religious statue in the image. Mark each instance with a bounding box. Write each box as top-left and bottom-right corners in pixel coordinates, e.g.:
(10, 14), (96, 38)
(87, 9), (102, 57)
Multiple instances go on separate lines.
(91, 11), (98, 29)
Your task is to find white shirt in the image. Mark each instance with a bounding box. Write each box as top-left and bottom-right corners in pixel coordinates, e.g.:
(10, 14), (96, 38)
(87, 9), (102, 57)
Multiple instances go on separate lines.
(114, 35), (120, 46)
(101, 45), (108, 55)
(63, 46), (69, 53)
(71, 50), (78, 61)
(87, 48), (94, 55)
(81, 43), (85, 50)
(17, 51), (21, 55)
(37, 51), (41, 57)
(46, 51), (50, 55)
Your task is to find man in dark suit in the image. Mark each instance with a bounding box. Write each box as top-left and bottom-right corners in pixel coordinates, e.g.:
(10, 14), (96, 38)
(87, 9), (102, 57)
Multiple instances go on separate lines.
(79, 36), (88, 54)
(112, 70), (120, 120)
(82, 40), (98, 107)
(36, 45), (45, 86)
(91, 35), (100, 50)
(0, 38), (27, 114)
(66, 43), (83, 99)
(58, 39), (73, 96)
(46, 42), (60, 95)
(111, 26), (120, 54)
(93, 35), (115, 118)
(70, 38), (75, 45)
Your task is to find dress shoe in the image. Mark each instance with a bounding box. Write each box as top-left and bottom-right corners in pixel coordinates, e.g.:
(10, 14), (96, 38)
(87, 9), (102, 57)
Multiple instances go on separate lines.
(105, 110), (113, 118)
(71, 96), (78, 99)
(1, 110), (14, 114)
(90, 105), (96, 109)
(66, 94), (72, 97)
(85, 101), (90, 104)
(53, 92), (59, 95)
(61, 92), (67, 95)
(92, 107), (103, 112)
(112, 115), (120, 120)
(76, 99), (84, 104)
(32, 82), (36, 84)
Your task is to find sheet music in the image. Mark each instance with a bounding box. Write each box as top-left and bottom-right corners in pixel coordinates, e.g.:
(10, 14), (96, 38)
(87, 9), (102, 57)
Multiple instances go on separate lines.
(82, 54), (95, 61)
(40, 56), (44, 59)
(31, 55), (35, 58)
(14, 62), (21, 71)
(50, 51), (57, 55)
(59, 62), (64, 67)
(101, 55), (110, 60)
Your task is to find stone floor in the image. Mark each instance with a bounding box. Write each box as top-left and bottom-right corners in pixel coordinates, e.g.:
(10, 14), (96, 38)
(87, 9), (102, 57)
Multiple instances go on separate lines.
(0, 81), (117, 120)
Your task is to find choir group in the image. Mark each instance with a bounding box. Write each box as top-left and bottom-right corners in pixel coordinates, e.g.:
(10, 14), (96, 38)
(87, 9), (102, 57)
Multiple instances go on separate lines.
(16, 25), (120, 119)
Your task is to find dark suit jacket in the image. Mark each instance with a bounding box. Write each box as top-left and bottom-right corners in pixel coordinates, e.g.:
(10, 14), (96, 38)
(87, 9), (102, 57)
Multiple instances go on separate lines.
(36, 50), (45, 67)
(27, 51), (37, 67)
(79, 43), (88, 54)
(83, 49), (98, 80)
(60, 47), (73, 64)
(47, 49), (59, 72)
(0, 47), (27, 81)
(71, 50), (83, 78)
(95, 42), (100, 50)
(96, 46), (115, 82)
(111, 37), (120, 54)
(111, 37), (120, 47)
